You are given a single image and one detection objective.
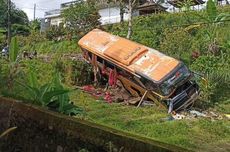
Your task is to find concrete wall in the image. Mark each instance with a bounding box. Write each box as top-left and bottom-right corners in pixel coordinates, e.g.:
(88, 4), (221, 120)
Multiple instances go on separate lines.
(0, 97), (190, 152)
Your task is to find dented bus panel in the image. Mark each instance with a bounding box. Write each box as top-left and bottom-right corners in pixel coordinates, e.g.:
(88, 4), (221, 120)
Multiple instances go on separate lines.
(78, 29), (200, 112)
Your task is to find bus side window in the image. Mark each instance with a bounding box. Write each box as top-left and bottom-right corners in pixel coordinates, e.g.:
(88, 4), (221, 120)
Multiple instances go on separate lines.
(97, 56), (103, 64)
(104, 60), (115, 69)
(88, 51), (92, 60)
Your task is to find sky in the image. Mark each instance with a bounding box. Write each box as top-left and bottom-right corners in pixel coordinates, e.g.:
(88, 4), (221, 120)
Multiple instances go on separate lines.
(12, 0), (74, 20)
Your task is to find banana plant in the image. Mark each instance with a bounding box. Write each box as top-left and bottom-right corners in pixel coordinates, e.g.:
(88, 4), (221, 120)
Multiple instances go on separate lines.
(17, 67), (83, 115)
(17, 66), (69, 107)
(50, 72), (83, 115)
(7, 37), (21, 90)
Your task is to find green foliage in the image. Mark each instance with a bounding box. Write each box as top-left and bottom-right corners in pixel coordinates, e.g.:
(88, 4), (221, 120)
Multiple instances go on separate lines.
(11, 8), (29, 26)
(0, 0), (7, 28)
(0, 30), (6, 49)
(0, 0), (29, 28)
(15, 65), (83, 115)
(21, 40), (80, 55)
(69, 60), (93, 86)
(45, 25), (66, 41)
(30, 19), (41, 32)
(18, 31), (46, 49)
(191, 54), (230, 104)
(12, 24), (30, 36)
(206, 0), (217, 21)
(159, 28), (192, 64)
(62, 0), (101, 39)
(51, 72), (84, 115)
(9, 37), (19, 62)
(192, 55), (230, 83)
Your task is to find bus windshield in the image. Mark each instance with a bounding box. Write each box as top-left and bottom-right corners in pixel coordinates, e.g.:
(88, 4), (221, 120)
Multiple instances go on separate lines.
(160, 64), (191, 96)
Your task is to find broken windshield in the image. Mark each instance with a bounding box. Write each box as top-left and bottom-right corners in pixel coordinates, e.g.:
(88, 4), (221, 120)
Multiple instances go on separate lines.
(160, 64), (191, 96)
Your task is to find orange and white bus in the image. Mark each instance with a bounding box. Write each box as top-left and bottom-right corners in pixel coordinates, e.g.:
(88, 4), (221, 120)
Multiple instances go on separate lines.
(78, 29), (199, 112)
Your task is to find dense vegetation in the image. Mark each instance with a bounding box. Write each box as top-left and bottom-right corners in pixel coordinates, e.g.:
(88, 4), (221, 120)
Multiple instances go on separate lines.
(0, 0), (230, 151)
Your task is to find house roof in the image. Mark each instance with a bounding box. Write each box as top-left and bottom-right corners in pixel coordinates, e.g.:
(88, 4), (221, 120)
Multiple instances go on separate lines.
(44, 9), (61, 18)
(137, 1), (167, 11)
(78, 29), (180, 83)
(167, 0), (205, 8)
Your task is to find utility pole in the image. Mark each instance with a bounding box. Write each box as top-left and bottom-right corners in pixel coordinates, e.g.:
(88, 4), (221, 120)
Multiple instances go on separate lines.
(33, 3), (36, 20)
(7, 0), (11, 46)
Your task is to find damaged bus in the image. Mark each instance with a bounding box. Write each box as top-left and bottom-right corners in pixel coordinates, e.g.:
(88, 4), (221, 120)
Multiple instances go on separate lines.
(78, 29), (200, 112)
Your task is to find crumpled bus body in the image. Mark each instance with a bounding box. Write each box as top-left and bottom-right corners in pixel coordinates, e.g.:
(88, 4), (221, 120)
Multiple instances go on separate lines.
(78, 29), (200, 112)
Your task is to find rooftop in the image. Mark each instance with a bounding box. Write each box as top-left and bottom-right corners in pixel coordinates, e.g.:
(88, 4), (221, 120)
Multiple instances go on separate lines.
(167, 0), (205, 8)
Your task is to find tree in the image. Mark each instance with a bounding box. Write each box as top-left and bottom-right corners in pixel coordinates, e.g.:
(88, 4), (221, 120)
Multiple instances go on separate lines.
(0, 0), (8, 28)
(11, 9), (29, 26)
(0, 0), (29, 39)
(30, 19), (41, 32)
(126, 0), (138, 39)
(12, 24), (30, 36)
(0, 0), (29, 28)
(62, 0), (101, 39)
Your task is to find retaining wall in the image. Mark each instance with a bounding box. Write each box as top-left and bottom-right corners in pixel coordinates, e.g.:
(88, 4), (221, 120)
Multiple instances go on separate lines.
(0, 97), (191, 152)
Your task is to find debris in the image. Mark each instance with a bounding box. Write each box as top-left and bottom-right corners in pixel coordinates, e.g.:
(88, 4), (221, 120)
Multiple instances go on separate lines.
(104, 92), (112, 103)
(127, 97), (141, 105)
(142, 100), (154, 106)
(82, 85), (95, 92)
(190, 110), (207, 117)
(209, 111), (218, 117)
(160, 116), (175, 122)
(108, 68), (118, 86)
(137, 90), (148, 108)
(168, 102), (173, 114)
(172, 113), (186, 120)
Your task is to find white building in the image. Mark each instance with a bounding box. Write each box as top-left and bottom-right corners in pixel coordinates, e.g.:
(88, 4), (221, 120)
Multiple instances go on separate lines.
(44, 9), (63, 27)
(99, 6), (129, 25)
(42, 0), (229, 31)
(43, 1), (130, 27)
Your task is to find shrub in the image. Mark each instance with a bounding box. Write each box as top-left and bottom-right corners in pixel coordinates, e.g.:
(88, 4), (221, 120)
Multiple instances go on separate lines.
(160, 28), (193, 64)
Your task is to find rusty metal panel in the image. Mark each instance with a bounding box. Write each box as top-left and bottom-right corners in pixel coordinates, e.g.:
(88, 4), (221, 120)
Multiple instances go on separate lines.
(78, 29), (180, 83)
(133, 50), (179, 82)
(104, 39), (148, 66)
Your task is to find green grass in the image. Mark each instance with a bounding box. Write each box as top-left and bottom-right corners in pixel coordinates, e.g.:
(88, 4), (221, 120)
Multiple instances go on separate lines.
(71, 90), (230, 151)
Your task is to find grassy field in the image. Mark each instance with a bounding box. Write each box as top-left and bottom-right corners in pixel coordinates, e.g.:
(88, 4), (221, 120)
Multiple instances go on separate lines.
(71, 91), (230, 151)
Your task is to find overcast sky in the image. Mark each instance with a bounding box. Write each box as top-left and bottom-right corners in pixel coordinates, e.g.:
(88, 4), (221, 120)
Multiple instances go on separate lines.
(12, 0), (74, 20)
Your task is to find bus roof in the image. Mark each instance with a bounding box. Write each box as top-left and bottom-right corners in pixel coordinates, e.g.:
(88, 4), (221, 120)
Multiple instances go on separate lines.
(78, 29), (179, 83)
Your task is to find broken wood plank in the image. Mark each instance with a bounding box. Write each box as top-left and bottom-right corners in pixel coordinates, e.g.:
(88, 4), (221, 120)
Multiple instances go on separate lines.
(137, 90), (148, 108)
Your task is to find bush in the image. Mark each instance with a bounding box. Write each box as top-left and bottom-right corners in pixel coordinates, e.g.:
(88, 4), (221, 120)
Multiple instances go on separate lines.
(159, 28), (193, 64)
(0, 32), (6, 49)
(45, 25), (66, 41)
(191, 54), (230, 105)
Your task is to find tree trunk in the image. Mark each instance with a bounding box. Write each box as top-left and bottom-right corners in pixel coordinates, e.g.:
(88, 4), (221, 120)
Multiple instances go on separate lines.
(127, 0), (132, 39)
(120, 6), (124, 23)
